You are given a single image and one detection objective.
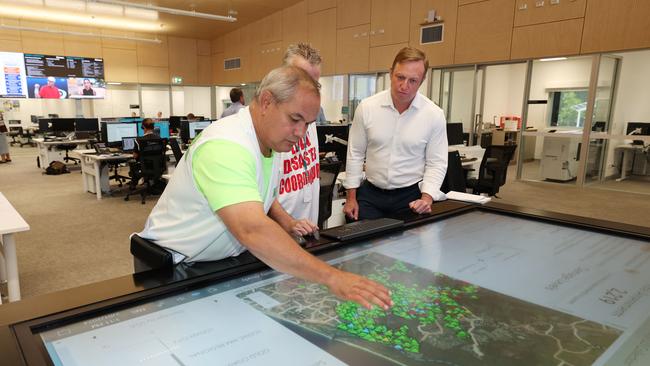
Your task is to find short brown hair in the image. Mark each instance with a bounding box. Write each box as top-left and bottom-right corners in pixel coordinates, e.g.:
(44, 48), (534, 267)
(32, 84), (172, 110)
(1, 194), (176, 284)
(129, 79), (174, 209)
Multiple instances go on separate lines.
(283, 43), (322, 66)
(391, 47), (428, 73)
(142, 118), (154, 131)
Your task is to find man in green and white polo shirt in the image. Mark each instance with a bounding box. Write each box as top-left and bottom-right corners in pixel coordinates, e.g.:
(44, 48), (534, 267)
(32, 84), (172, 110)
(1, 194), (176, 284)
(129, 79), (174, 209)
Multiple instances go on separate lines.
(138, 66), (392, 310)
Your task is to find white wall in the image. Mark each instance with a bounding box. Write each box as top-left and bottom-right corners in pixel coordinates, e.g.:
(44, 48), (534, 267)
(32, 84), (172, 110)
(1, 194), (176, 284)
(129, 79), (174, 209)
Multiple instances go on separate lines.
(93, 85), (139, 119)
(320, 75), (346, 122)
(141, 86), (170, 118)
(171, 86), (211, 118)
(482, 63), (526, 126)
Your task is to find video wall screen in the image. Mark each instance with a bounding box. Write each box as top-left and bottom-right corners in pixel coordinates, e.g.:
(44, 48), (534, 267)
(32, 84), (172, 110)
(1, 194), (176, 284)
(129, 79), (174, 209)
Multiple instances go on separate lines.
(23, 53), (105, 99)
(0, 51), (28, 98)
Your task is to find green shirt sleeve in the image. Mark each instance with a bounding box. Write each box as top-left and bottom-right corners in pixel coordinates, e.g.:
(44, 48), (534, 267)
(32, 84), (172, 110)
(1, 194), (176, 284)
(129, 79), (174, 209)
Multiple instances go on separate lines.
(192, 140), (261, 211)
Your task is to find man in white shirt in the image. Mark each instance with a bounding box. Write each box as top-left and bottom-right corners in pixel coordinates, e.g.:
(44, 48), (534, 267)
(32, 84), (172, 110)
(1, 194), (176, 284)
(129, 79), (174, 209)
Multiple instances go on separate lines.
(343, 47), (448, 220)
(278, 43), (324, 225)
(220, 88), (245, 118)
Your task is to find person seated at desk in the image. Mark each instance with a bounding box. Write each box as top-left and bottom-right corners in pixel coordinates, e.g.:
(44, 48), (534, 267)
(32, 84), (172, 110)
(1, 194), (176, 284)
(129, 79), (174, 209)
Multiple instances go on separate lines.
(136, 66), (392, 310)
(343, 47), (448, 221)
(132, 118), (159, 160)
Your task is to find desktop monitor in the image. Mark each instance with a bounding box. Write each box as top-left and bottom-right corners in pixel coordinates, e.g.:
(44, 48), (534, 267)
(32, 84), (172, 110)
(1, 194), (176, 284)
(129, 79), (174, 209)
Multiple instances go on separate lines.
(626, 122), (650, 145)
(317, 123), (350, 165)
(169, 116), (183, 132)
(48, 114), (59, 118)
(136, 121), (170, 139)
(38, 118), (51, 133)
(592, 121), (607, 132)
(75, 118), (99, 132)
(181, 120), (212, 141)
(101, 122), (138, 147)
(50, 118), (76, 133)
(122, 137), (136, 152)
(30, 115), (41, 124)
(446, 122), (465, 146)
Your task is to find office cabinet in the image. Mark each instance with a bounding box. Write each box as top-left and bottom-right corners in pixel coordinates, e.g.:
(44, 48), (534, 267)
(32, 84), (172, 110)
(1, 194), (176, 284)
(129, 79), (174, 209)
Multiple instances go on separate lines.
(581, 0), (650, 53)
(511, 18), (583, 60)
(370, 0), (410, 47)
(336, 24), (370, 74)
(282, 1), (308, 51)
(514, 0), (586, 27)
(308, 8), (337, 75)
(337, 0), (371, 29)
(409, 0), (458, 67)
(455, 0), (515, 64)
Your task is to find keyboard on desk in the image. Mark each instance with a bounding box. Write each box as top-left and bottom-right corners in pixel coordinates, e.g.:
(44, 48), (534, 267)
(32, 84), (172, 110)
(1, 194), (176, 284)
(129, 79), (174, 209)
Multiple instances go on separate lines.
(320, 218), (404, 241)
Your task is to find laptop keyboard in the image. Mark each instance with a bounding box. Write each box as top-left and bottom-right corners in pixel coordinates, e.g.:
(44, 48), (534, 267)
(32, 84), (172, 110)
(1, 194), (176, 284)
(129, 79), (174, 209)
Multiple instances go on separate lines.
(320, 218), (404, 241)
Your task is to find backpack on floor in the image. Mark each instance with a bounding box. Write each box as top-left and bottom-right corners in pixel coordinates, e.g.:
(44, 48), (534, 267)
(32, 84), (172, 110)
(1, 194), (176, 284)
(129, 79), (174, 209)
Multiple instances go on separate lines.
(45, 161), (69, 175)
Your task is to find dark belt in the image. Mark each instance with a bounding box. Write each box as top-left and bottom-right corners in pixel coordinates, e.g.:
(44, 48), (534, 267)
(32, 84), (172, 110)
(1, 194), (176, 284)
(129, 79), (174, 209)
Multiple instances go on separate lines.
(365, 180), (420, 193)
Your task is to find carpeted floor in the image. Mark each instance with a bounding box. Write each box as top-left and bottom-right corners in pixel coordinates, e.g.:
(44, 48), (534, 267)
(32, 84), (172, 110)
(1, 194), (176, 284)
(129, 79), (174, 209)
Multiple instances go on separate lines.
(0, 145), (648, 301)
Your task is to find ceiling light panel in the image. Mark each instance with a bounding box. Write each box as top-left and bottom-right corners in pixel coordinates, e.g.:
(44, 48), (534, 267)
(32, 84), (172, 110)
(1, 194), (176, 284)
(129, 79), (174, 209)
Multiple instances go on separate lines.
(44, 0), (85, 11)
(86, 2), (123, 16)
(124, 6), (158, 20)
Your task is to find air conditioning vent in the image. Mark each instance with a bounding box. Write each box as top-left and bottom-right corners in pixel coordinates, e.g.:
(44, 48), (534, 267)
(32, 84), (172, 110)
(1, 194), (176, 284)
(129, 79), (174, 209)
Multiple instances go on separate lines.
(420, 24), (443, 44)
(224, 58), (241, 70)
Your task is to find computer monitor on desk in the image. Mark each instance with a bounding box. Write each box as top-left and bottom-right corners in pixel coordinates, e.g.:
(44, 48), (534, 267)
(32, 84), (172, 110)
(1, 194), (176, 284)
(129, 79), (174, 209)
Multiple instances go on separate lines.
(180, 120), (211, 142)
(50, 118), (76, 135)
(446, 122), (464, 146)
(38, 118), (51, 134)
(101, 122), (138, 148)
(136, 121), (170, 139)
(626, 122), (650, 145)
(75, 118), (99, 132)
(122, 137), (136, 152)
(317, 123), (349, 165)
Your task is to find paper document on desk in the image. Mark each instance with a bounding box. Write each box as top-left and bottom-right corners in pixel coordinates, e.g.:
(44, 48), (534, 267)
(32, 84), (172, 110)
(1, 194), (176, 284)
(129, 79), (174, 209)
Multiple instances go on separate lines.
(445, 191), (491, 204)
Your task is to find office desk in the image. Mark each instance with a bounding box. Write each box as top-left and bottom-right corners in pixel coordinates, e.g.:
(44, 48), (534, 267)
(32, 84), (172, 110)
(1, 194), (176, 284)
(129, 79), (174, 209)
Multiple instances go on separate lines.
(0, 192), (29, 303)
(77, 151), (132, 200)
(3, 202), (650, 365)
(33, 138), (90, 170)
(616, 144), (647, 181)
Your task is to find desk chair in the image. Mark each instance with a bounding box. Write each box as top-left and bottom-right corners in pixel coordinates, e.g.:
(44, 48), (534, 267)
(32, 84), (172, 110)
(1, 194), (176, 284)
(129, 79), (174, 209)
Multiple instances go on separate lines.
(318, 160), (343, 229)
(168, 137), (183, 167)
(56, 143), (81, 165)
(466, 145), (517, 197)
(19, 128), (35, 147)
(125, 138), (166, 204)
(441, 150), (467, 193)
(8, 126), (22, 146)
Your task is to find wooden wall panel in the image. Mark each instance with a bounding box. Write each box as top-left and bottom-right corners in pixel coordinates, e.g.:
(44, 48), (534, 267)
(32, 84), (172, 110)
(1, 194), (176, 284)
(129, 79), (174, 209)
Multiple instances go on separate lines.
(454, 0), (515, 64)
(211, 36), (225, 54)
(336, 24), (370, 74)
(100, 29), (137, 50)
(168, 37), (198, 84)
(261, 11), (283, 44)
(369, 42), (408, 71)
(511, 18), (583, 60)
(197, 55), (212, 85)
(197, 40), (211, 56)
(282, 1), (308, 50)
(103, 48), (138, 82)
(138, 66), (169, 84)
(20, 21), (64, 55)
(61, 26), (102, 58)
(410, 0), (458, 67)
(582, 0), (650, 53)
(0, 39), (22, 52)
(308, 0), (337, 13)
(308, 8), (337, 75)
(337, 0), (371, 29)
(136, 36), (169, 68)
(370, 0), (410, 47)
(0, 18), (21, 41)
(212, 52), (225, 84)
(514, 0), (586, 27)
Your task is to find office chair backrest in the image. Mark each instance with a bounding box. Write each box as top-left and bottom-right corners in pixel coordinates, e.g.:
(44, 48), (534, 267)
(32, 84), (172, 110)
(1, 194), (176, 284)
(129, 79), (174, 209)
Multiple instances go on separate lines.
(318, 160), (343, 229)
(441, 150), (466, 193)
(168, 137), (183, 167)
(137, 138), (166, 178)
(475, 145), (517, 196)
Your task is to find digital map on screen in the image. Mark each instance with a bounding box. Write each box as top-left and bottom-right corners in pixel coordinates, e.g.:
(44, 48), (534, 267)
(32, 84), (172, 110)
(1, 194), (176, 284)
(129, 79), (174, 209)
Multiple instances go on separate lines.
(238, 252), (621, 366)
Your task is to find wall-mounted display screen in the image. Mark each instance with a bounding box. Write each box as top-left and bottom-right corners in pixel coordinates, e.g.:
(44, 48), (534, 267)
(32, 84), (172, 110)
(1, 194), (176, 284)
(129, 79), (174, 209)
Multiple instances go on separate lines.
(0, 51), (28, 98)
(23, 54), (105, 99)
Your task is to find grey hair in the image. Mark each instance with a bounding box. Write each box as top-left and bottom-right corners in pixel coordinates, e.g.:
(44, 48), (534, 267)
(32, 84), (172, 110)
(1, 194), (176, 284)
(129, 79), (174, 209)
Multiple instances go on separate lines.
(283, 42), (322, 66)
(254, 66), (320, 104)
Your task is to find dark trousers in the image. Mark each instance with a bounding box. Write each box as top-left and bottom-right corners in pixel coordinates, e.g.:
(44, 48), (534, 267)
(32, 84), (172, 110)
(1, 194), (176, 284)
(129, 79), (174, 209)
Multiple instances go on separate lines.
(356, 180), (421, 220)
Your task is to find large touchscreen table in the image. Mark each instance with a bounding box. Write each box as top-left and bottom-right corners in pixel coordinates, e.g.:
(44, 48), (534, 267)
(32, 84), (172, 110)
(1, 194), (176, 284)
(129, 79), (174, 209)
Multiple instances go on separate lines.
(40, 211), (650, 365)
